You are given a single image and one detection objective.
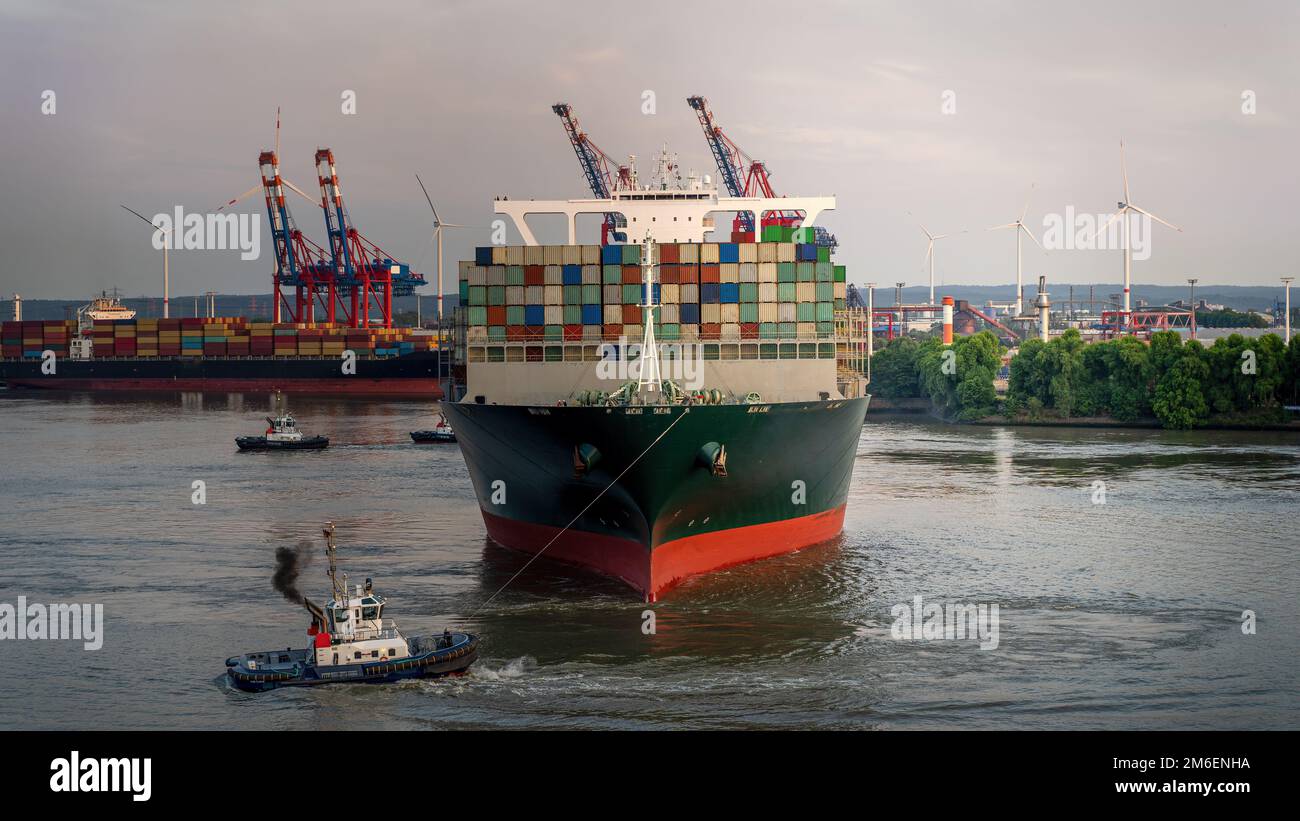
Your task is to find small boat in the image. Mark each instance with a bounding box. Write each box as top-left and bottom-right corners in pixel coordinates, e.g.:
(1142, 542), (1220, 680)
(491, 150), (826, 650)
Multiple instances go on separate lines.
(236, 413), (329, 451)
(226, 523), (478, 692)
(410, 412), (456, 443)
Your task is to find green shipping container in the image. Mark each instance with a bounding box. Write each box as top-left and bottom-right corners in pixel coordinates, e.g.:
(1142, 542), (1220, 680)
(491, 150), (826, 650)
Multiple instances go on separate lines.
(564, 285), (582, 305)
(816, 282), (834, 302)
(739, 283), (758, 303)
(778, 321), (797, 337)
(739, 303), (759, 323)
(468, 286), (487, 306)
(544, 325), (563, 340)
(817, 246), (830, 263)
(467, 306), (487, 326)
(507, 306), (525, 325)
(659, 323), (680, 340)
(797, 302), (816, 322)
(506, 266), (525, 286)
(817, 321), (835, 336)
(488, 325), (506, 341)
(797, 262), (815, 282)
(621, 244), (641, 265)
(833, 265), (846, 282)
(603, 265), (622, 284)
(777, 263), (796, 283)
(459, 281), (469, 302)
(793, 226), (815, 244)
(816, 302), (834, 322)
(761, 225), (783, 242)
(622, 284), (641, 304)
(815, 262), (833, 282)
(759, 322), (779, 339)
(777, 282), (797, 302)
(488, 285), (505, 306)
(581, 284), (601, 304)
(563, 304), (582, 324)
(835, 298), (847, 310)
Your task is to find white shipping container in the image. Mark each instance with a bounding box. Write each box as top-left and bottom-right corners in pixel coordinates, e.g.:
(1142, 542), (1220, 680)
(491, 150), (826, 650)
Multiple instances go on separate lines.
(757, 243), (778, 263)
(562, 244), (582, 265)
(759, 282), (778, 302)
(721, 323), (741, 339)
(491, 246), (508, 265)
(544, 265), (563, 285)
(720, 303), (739, 323)
(739, 263), (758, 283)
(624, 324), (643, 339)
(467, 326), (488, 342)
(505, 246), (525, 265)
(738, 242), (758, 263)
(603, 284), (621, 304)
(525, 285), (545, 305)
(524, 245), (544, 265)
(468, 266), (487, 286)
(661, 284), (680, 304)
(758, 262), (778, 283)
(581, 245), (601, 265)
(779, 302), (797, 322)
(834, 282), (847, 299)
(797, 282), (816, 303)
(543, 285), (563, 305)
(701, 243), (720, 263)
(759, 302), (779, 322)
(487, 266), (506, 286)
(776, 243), (796, 263)
(797, 322), (817, 338)
(544, 305), (564, 325)
(545, 245), (564, 265)
(701, 303), (722, 324)
(604, 304), (623, 324)
(680, 284), (699, 303)
(679, 323), (700, 341)
(679, 243), (699, 263)
(659, 304), (680, 324)
(582, 265), (601, 285)
(459, 260), (475, 280)
(506, 286), (526, 305)
(720, 263), (739, 283)
(583, 324), (602, 340)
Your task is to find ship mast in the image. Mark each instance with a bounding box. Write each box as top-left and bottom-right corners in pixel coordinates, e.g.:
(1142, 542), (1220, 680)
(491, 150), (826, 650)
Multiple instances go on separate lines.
(323, 521), (345, 602)
(635, 233), (661, 400)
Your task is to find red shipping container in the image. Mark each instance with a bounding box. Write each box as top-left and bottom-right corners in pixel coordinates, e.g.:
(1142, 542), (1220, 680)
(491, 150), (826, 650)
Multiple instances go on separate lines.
(700, 323), (721, 340)
(523, 325), (545, 340)
(622, 306), (642, 326)
(203, 343), (225, 355)
(487, 306), (507, 326)
(659, 243), (680, 264)
(659, 264), (679, 285)
(506, 326), (526, 341)
(677, 265), (699, 284)
(524, 265), (545, 286)
(700, 265), (721, 284)
(731, 231), (755, 243)
(740, 322), (760, 339)
(602, 324), (623, 340)
(622, 265), (640, 284)
(563, 324), (583, 341)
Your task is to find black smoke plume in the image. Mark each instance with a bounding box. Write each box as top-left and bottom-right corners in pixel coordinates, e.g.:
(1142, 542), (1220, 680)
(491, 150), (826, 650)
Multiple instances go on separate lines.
(272, 541), (315, 604)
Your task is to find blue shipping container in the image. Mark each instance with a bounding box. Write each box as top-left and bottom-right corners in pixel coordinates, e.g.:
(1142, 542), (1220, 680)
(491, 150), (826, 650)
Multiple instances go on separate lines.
(640, 284), (662, 303)
(524, 305), (545, 325)
(718, 243), (739, 263)
(582, 304), (602, 324)
(601, 245), (622, 264)
(562, 264), (582, 285)
(475, 246), (493, 265)
(680, 302), (701, 324)
(720, 283), (739, 303)
(700, 283), (722, 303)
(797, 243), (818, 261)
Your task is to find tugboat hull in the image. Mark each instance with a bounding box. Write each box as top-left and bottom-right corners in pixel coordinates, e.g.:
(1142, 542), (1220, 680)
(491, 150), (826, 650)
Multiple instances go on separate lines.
(226, 634), (478, 692)
(235, 436), (330, 451)
(410, 430), (456, 443)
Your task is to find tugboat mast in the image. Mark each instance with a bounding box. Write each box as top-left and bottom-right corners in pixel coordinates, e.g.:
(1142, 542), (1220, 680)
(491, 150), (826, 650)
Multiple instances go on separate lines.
(323, 522), (345, 602)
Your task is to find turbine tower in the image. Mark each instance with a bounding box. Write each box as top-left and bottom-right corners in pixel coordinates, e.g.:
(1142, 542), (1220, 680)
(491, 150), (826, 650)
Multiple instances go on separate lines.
(910, 213), (965, 305)
(416, 174), (467, 326)
(1095, 142), (1182, 326)
(988, 184), (1044, 317)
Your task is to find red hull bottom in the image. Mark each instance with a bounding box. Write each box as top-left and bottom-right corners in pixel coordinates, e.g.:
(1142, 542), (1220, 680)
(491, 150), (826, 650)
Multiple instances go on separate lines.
(480, 504), (847, 601)
(4, 378), (443, 397)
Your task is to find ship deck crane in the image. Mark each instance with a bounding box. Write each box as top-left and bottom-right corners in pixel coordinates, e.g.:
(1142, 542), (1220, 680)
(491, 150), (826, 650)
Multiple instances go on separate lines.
(552, 103), (631, 245)
(686, 95), (837, 251)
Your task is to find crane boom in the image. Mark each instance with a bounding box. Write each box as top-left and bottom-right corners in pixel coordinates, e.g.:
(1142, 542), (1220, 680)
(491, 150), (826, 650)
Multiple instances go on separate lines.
(552, 102), (628, 244)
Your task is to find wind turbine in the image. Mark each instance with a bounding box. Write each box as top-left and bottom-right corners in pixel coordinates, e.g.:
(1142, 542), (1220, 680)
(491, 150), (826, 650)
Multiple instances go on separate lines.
(120, 205), (173, 319)
(1094, 141), (1182, 325)
(909, 213), (966, 305)
(415, 174), (468, 326)
(988, 184), (1044, 317)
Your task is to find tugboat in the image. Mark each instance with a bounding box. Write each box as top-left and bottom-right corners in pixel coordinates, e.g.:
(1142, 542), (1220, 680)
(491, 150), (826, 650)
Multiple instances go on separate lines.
(236, 412), (329, 451)
(410, 412), (456, 443)
(226, 523), (478, 692)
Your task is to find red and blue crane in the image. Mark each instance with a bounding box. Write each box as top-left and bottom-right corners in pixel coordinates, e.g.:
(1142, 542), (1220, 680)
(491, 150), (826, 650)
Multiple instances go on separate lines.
(686, 95), (838, 250)
(258, 150), (335, 324)
(552, 102), (631, 244)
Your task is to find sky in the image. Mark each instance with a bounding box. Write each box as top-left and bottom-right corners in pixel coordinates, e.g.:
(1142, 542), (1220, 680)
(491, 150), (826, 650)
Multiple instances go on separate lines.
(1, 0), (1297, 300)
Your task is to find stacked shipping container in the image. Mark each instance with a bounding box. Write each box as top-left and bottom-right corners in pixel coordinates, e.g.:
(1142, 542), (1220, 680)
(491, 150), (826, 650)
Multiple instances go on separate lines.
(461, 240), (848, 343)
(1, 320), (75, 359)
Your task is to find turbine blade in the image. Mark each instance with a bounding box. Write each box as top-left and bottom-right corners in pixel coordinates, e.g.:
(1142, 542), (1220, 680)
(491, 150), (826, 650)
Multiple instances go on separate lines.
(1120, 140), (1130, 203)
(282, 179), (323, 208)
(119, 204), (156, 228)
(988, 222), (1017, 231)
(1019, 182), (1035, 222)
(415, 173), (441, 225)
(214, 184), (263, 213)
(1128, 204), (1183, 232)
(1019, 222), (1045, 251)
(1092, 210), (1123, 241)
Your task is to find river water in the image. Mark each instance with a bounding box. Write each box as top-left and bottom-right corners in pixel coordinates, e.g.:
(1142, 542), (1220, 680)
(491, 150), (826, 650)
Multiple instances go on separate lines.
(0, 391), (1295, 730)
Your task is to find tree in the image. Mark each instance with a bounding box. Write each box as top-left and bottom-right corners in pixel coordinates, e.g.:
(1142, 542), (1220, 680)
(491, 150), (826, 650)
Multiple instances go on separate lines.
(869, 336), (925, 398)
(1152, 346), (1209, 429)
(917, 331), (1003, 421)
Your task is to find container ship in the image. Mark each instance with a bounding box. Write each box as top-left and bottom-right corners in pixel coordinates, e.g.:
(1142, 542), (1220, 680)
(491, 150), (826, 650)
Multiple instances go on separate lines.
(0, 296), (446, 396)
(446, 142), (871, 600)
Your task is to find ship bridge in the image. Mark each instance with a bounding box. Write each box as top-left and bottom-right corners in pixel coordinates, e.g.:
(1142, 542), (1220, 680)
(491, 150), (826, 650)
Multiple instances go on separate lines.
(493, 191), (836, 246)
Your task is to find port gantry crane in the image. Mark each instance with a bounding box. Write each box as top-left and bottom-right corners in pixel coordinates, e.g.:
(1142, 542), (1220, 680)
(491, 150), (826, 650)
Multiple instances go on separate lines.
(258, 150), (335, 325)
(686, 95), (838, 251)
(313, 148), (426, 328)
(552, 102), (631, 245)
